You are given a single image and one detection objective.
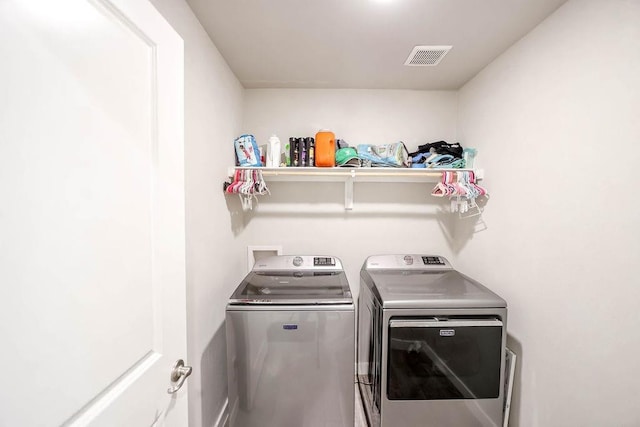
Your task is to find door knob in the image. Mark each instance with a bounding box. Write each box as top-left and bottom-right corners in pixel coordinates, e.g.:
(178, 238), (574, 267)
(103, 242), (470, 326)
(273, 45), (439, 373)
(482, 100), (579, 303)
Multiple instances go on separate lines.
(167, 359), (192, 394)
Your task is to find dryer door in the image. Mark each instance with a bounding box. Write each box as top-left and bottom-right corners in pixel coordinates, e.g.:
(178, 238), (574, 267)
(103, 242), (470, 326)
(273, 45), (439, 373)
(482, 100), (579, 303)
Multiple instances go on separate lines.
(387, 318), (503, 400)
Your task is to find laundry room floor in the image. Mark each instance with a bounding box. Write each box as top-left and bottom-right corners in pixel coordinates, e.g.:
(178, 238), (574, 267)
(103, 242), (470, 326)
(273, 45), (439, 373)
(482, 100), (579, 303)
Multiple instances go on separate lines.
(354, 385), (367, 426)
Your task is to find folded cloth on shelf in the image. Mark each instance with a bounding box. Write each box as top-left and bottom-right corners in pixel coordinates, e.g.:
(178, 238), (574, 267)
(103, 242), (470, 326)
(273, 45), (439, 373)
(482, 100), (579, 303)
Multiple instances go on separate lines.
(426, 154), (454, 165)
(357, 142), (409, 167)
(410, 153), (465, 169)
(430, 157), (466, 169)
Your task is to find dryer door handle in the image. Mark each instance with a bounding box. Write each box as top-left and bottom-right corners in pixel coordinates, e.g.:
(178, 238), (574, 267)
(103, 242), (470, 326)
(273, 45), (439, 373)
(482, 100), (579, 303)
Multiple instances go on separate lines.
(389, 318), (503, 328)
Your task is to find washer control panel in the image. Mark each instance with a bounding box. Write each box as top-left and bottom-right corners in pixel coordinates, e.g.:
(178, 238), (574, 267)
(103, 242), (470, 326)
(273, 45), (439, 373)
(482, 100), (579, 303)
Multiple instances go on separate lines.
(314, 257), (336, 266)
(253, 255), (342, 271)
(422, 256), (445, 265)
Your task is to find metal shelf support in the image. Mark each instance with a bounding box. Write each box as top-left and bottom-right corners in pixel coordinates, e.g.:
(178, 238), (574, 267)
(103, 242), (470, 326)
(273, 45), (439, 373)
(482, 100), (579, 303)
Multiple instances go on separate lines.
(345, 170), (355, 210)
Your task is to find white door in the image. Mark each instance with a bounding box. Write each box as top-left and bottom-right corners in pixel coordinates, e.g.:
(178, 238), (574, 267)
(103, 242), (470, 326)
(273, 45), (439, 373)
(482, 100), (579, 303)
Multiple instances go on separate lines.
(0, 0), (188, 426)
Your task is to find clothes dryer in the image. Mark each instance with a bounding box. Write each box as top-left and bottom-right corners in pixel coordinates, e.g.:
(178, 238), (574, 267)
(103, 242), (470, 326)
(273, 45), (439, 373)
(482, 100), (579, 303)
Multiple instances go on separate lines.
(226, 255), (355, 427)
(357, 255), (507, 427)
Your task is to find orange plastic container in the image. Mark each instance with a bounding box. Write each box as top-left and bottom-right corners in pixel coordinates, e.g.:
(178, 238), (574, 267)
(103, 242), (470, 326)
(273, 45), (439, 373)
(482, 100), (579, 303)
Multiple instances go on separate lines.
(315, 129), (335, 167)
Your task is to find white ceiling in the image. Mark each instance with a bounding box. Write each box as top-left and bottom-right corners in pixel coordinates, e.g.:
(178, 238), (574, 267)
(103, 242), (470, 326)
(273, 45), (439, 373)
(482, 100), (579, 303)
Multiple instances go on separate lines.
(186, 0), (567, 90)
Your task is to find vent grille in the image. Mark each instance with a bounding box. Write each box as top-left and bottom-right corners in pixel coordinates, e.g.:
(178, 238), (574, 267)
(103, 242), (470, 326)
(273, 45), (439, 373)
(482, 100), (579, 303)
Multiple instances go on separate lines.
(404, 45), (452, 66)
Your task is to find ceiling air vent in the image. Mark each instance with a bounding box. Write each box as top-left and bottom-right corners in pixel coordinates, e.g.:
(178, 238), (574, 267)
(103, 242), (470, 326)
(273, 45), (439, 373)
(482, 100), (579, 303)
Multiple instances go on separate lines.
(404, 45), (452, 66)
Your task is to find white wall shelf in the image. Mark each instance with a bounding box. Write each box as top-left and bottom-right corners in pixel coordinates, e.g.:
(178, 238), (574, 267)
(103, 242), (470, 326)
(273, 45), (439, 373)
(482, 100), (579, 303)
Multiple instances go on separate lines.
(227, 166), (484, 210)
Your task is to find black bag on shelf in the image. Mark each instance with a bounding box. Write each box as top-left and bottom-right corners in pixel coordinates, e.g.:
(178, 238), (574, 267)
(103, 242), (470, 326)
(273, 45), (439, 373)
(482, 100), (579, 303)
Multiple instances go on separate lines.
(409, 141), (463, 160)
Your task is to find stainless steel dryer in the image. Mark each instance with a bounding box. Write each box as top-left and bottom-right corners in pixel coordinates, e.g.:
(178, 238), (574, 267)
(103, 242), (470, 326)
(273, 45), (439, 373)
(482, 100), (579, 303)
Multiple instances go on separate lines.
(357, 255), (507, 427)
(226, 255), (355, 427)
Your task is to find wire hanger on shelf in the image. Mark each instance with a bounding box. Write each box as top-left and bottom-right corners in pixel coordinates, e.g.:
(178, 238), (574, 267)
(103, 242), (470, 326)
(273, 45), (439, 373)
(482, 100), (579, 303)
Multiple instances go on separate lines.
(223, 169), (270, 211)
(431, 170), (487, 217)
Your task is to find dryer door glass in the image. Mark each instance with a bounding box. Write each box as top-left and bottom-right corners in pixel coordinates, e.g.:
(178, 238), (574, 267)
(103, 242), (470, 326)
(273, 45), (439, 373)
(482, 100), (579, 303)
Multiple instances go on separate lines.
(387, 318), (502, 400)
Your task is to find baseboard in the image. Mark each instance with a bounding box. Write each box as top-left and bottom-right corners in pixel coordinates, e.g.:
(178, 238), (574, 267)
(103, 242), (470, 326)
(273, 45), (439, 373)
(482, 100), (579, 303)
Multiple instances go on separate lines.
(214, 398), (229, 427)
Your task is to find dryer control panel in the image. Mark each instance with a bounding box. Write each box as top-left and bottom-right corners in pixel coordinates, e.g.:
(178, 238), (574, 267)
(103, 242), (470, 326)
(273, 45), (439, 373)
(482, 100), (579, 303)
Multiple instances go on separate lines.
(364, 254), (453, 270)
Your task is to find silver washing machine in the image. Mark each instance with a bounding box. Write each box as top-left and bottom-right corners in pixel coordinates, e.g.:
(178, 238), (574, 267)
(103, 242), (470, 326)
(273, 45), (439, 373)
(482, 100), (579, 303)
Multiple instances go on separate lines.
(226, 255), (355, 427)
(357, 255), (507, 427)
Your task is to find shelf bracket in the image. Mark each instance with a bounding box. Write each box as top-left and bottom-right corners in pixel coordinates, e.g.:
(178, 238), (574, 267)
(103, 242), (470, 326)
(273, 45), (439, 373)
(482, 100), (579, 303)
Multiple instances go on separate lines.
(344, 172), (355, 210)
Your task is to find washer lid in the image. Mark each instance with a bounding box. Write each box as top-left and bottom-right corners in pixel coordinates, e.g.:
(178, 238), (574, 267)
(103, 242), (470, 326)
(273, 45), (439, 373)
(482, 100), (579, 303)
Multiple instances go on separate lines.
(229, 270), (353, 305)
(365, 269), (506, 309)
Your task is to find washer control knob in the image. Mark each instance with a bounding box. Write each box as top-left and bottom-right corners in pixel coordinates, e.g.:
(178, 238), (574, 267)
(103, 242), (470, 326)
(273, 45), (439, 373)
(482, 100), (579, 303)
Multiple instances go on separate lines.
(293, 256), (303, 267)
(403, 255), (414, 265)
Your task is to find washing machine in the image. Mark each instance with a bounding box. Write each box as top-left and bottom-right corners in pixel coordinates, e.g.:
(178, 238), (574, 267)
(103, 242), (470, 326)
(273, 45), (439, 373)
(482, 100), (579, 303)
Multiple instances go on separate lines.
(226, 255), (355, 427)
(357, 254), (507, 427)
